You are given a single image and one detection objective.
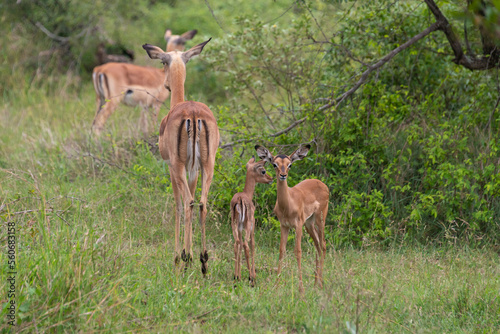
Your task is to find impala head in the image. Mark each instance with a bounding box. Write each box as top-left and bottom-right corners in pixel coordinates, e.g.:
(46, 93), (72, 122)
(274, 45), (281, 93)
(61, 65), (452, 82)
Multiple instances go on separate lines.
(255, 144), (311, 181)
(142, 38), (211, 91)
(246, 157), (273, 184)
(164, 29), (198, 52)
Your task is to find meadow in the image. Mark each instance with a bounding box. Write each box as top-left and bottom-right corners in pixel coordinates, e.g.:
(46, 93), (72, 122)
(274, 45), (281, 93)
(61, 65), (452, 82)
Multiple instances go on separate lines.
(1, 0), (500, 332)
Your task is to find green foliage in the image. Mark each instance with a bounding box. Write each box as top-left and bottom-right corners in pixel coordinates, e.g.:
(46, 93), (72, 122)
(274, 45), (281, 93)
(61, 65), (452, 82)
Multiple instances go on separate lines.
(1, 1), (500, 330)
(199, 1), (500, 246)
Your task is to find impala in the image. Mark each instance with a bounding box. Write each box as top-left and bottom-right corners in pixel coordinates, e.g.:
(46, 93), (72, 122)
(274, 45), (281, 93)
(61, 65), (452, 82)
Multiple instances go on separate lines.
(91, 29), (198, 136)
(230, 157), (272, 285)
(255, 144), (329, 293)
(143, 39), (219, 276)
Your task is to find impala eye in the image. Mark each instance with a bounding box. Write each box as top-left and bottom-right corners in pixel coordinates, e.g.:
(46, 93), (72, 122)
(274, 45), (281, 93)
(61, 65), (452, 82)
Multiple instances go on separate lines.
(261, 170), (266, 175)
(273, 163), (278, 168)
(288, 164), (292, 169)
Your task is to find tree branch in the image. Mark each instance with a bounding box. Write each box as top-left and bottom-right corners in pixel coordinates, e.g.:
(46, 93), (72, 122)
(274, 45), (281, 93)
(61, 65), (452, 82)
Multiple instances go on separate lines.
(220, 117), (306, 149)
(35, 22), (69, 43)
(35, 21), (88, 43)
(319, 21), (441, 111)
(423, 0), (499, 70)
(221, 19), (444, 148)
(222, 2), (497, 149)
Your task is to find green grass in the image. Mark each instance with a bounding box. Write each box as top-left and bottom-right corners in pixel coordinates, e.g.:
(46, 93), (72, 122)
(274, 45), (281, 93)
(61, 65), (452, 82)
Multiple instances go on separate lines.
(0, 84), (499, 333)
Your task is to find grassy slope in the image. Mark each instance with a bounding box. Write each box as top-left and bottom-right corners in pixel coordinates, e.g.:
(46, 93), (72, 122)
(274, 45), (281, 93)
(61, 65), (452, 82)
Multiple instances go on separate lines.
(0, 78), (499, 333)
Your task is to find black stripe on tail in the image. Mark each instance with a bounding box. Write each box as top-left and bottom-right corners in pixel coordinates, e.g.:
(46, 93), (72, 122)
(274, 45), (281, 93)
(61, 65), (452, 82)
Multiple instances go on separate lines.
(177, 119), (185, 159)
(191, 118), (196, 170)
(202, 119), (209, 163)
(97, 73), (109, 113)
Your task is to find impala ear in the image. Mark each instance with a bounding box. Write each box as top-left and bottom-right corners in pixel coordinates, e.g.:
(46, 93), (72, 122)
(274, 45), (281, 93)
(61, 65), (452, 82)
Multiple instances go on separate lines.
(181, 38), (211, 63)
(255, 145), (273, 163)
(289, 144), (311, 164)
(143, 44), (165, 59)
(164, 29), (172, 42)
(180, 29), (198, 40)
(143, 44), (171, 64)
(246, 156), (256, 168)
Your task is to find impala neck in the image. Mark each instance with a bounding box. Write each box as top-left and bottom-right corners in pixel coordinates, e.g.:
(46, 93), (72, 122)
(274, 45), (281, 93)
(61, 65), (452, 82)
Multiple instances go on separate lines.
(169, 60), (186, 108)
(276, 178), (292, 211)
(242, 171), (257, 201)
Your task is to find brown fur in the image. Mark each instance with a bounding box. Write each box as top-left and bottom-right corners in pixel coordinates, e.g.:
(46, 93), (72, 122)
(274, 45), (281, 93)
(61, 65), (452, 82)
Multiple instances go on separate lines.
(143, 39), (218, 275)
(91, 29), (197, 136)
(230, 158), (272, 284)
(256, 145), (329, 294)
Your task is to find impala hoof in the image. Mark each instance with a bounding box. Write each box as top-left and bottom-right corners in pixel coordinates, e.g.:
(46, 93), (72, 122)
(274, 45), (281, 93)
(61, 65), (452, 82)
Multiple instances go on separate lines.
(200, 251), (209, 276)
(249, 276), (255, 287)
(181, 249), (192, 263)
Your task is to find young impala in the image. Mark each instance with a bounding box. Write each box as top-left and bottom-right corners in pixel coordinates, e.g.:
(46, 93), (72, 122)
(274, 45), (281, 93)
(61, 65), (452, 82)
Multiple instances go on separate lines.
(230, 157), (272, 285)
(255, 144), (329, 294)
(143, 39), (219, 276)
(91, 29), (197, 136)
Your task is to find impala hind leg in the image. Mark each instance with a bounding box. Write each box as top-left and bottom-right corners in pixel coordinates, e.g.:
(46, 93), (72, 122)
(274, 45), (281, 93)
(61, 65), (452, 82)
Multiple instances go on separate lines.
(170, 172), (183, 268)
(317, 207), (328, 285)
(172, 167), (194, 266)
(92, 100), (118, 135)
(249, 219), (256, 286)
(305, 218), (323, 288)
(232, 224), (241, 281)
(198, 168), (214, 276)
(242, 228), (252, 285)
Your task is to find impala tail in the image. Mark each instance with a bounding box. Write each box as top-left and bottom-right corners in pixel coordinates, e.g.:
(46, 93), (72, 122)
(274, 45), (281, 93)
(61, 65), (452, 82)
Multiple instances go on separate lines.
(232, 199), (250, 231)
(92, 69), (109, 114)
(184, 114), (212, 182)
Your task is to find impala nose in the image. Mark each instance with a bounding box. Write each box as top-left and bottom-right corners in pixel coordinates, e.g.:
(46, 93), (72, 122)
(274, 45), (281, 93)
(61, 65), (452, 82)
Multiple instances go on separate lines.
(279, 174), (287, 181)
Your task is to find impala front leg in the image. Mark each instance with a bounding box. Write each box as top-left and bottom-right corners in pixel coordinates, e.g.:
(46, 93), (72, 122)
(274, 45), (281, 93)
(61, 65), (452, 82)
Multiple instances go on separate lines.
(139, 106), (149, 138)
(277, 226), (290, 276)
(294, 225), (305, 295)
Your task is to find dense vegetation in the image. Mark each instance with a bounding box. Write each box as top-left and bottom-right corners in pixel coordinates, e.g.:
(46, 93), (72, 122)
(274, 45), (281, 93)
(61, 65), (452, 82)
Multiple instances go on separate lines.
(1, 0), (499, 332)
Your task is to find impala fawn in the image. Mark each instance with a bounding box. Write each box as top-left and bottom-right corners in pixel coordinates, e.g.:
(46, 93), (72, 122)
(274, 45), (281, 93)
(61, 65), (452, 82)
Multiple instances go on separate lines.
(256, 144), (329, 293)
(230, 157), (272, 285)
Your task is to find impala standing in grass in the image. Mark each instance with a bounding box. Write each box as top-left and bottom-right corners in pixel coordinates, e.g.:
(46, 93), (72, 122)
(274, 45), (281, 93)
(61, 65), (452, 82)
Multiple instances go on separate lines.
(143, 39), (219, 276)
(256, 144), (329, 294)
(91, 29), (197, 136)
(230, 157), (273, 285)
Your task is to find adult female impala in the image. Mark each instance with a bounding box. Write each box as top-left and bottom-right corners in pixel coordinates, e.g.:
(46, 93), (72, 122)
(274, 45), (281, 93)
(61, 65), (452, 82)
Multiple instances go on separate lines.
(255, 144), (329, 293)
(91, 29), (197, 136)
(143, 39), (219, 276)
